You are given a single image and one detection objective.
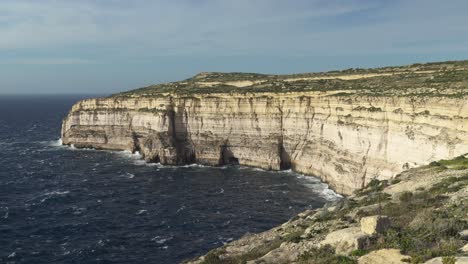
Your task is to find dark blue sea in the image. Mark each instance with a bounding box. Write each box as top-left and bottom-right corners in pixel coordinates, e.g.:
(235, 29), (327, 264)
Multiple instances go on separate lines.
(0, 95), (340, 264)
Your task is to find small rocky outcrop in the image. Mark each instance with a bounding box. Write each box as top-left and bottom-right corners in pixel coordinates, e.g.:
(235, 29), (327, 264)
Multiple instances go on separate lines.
(360, 215), (390, 235)
(319, 227), (370, 255)
(358, 249), (410, 264)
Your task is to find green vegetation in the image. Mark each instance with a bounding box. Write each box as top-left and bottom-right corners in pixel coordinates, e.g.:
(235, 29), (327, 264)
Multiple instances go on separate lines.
(355, 179), (388, 196)
(199, 229), (305, 264)
(430, 155), (468, 170)
(357, 178), (467, 263)
(137, 107), (167, 114)
(349, 249), (370, 257)
(298, 246), (357, 264)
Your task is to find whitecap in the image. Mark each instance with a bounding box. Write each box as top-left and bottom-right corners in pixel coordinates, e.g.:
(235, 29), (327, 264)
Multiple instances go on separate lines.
(117, 150), (142, 159)
(320, 186), (343, 200)
(180, 163), (209, 168)
(48, 138), (63, 147)
(137, 209), (147, 215)
(40, 190), (70, 203)
(218, 236), (234, 245)
(123, 173), (135, 179)
(176, 206), (186, 213)
(151, 236), (173, 244)
(8, 252), (16, 258)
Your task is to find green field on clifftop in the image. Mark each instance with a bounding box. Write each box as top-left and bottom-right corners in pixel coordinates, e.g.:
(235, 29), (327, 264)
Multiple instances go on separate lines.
(113, 60), (468, 98)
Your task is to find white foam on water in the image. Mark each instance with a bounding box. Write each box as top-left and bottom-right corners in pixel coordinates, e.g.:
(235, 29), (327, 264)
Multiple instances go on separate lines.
(287, 171), (342, 201)
(151, 235), (173, 244)
(116, 150), (141, 159)
(181, 163), (209, 168)
(40, 190), (71, 203)
(321, 187), (343, 200)
(48, 138), (63, 147)
(124, 173), (135, 179)
(137, 209), (147, 215)
(176, 205), (186, 214)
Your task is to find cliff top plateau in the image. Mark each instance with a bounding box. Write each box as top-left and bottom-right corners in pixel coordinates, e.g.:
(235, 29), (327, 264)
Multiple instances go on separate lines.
(113, 60), (468, 98)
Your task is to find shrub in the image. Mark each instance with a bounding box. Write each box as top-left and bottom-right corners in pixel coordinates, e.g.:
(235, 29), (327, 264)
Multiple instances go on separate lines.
(298, 246), (357, 264)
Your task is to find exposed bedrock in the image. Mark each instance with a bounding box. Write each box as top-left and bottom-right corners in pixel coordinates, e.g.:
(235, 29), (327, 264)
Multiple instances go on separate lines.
(62, 93), (468, 195)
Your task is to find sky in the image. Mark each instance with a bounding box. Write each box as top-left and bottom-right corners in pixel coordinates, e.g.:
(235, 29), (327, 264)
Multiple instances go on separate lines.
(1, 0), (468, 95)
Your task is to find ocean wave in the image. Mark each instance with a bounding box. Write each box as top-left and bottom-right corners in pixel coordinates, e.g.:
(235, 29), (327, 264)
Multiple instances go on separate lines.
(48, 138), (63, 147)
(321, 187), (343, 200)
(137, 209), (147, 215)
(123, 172), (135, 179)
(39, 190), (71, 203)
(176, 205), (186, 214)
(151, 235), (173, 244)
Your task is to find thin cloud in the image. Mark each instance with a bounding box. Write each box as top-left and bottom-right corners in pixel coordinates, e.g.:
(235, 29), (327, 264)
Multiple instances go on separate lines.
(1, 58), (96, 65)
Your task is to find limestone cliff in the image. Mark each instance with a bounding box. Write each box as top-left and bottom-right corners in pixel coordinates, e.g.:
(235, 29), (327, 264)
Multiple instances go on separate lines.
(61, 60), (468, 195)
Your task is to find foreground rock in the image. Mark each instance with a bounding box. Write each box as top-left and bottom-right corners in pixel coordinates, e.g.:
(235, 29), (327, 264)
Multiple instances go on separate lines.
(319, 227), (370, 255)
(360, 215), (390, 235)
(358, 249), (410, 264)
(186, 156), (468, 263)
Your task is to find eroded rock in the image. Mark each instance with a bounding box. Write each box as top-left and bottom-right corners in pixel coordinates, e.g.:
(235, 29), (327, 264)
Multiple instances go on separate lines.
(319, 227), (370, 255)
(358, 249), (410, 264)
(360, 215), (390, 235)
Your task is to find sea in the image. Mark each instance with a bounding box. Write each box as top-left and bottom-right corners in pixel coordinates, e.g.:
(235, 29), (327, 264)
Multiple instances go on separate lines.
(0, 95), (341, 264)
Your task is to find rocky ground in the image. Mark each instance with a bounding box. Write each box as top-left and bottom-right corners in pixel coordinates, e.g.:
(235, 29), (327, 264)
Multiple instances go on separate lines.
(185, 155), (468, 264)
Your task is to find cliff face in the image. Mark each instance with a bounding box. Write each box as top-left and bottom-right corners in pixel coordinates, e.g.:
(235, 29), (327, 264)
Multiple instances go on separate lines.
(62, 79), (468, 195)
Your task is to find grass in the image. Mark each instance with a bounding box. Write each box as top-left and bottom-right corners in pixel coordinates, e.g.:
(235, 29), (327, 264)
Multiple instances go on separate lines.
(110, 60), (468, 98)
(361, 188), (467, 263)
(430, 155), (468, 170)
(199, 230), (305, 264)
(298, 245), (357, 264)
(355, 179), (388, 196)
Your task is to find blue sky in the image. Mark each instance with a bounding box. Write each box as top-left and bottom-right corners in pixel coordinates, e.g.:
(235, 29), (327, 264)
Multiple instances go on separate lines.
(1, 0), (468, 94)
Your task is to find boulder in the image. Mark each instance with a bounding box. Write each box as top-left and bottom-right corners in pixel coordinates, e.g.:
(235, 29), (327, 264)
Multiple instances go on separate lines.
(360, 215), (390, 235)
(358, 249), (410, 264)
(424, 257), (468, 264)
(319, 227), (370, 255)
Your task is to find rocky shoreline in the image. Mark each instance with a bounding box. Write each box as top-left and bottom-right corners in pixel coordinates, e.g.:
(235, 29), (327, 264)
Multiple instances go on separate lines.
(186, 155), (468, 263)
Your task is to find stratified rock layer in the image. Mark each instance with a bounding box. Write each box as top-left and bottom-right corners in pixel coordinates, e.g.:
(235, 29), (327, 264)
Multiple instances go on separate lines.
(61, 61), (468, 195)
